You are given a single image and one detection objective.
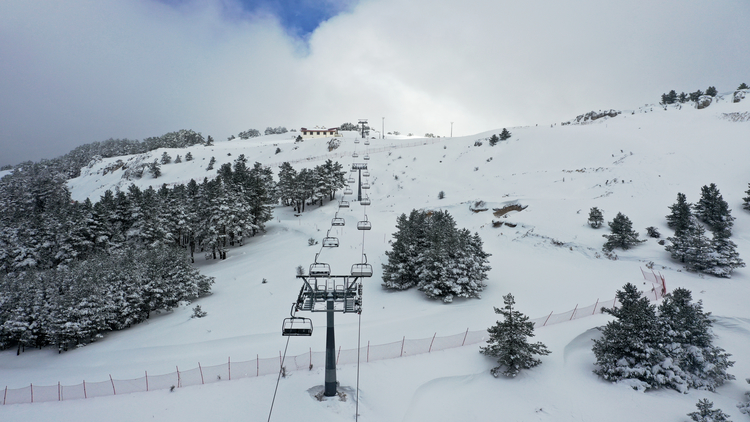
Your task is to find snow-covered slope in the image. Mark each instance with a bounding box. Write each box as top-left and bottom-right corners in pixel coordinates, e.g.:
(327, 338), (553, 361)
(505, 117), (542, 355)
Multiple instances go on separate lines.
(2, 93), (750, 421)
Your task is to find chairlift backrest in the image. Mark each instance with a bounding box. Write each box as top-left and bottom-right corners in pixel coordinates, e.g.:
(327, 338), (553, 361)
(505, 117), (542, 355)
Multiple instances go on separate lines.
(352, 153), (359, 158)
(344, 187), (353, 195)
(360, 197), (371, 206)
(339, 200), (350, 208)
(364, 140), (370, 145)
(351, 263), (373, 277)
(362, 183), (370, 189)
(282, 317), (313, 336)
(322, 237), (339, 247)
(310, 262), (331, 277)
(357, 220), (372, 230)
(332, 217), (345, 226)
(364, 155), (370, 160)
(362, 171), (370, 177)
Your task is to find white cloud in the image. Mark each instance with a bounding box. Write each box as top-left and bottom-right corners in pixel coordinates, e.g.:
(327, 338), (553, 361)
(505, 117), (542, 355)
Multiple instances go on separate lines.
(1, 0), (748, 165)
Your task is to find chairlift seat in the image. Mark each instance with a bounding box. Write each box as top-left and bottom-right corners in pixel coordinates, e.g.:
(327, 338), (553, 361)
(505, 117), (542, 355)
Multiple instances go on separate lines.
(360, 197), (371, 206)
(351, 263), (373, 277)
(354, 139), (360, 144)
(310, 262), (331, 277)
(282, 317), (313, 336)
(322, 237), (339, 247)
(344, 188), (353, 195)
(364, 140), (370, 145)
(364, 155), (370, 160)
(357, 220), (372, 230)
(332, 217), (345, 226)
(362, 183), (370, 189)
(352, 153), (359, 158)
(339, 200), (350, 208)
(362, 171), (370, 177)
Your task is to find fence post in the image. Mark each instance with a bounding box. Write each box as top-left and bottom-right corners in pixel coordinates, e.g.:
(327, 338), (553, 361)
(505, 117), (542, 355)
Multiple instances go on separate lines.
(199, 362), (204, 384)
(462, 328), (469, 346)
(309, 348), (312, 369)
(400, 336), (405, 357)
(593, 298), (599, 315)
(569, 304), (578, 321)
(83, 380), (87, 399)
(58, 382), (61, 401)
(337, 346), (342, 365)
(176, 366), (180, 388)
(429, 333), (436, 353)
(228, 357), (231, 381)
(543, 311), (553, 326)
(30, 383), (33, 403)
(367, 341), (370, 362)
(110, 374), (116, 395)
(145, 371), (149, 391)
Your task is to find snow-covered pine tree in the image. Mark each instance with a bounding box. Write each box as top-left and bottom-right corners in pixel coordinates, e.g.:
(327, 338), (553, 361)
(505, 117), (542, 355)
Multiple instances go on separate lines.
(705, 86), (718, 97)
(149, 159), (161, 178)
(588, 207), (604, 228)
(382, 210), (429, 290)
(688, 398), (732, 422)
(174, 154), (182, 163)
(602, 212), (644, 251)
(707, 233), (745, 277)
(489, 134), (499, 146)
(206, 156), (216, 171)
(160, 151), (171, 165)
(592, 283), (668, 391)
(185, 152), (193, 161)
(744, 183), (750, 211)
(480, 293), (550, 377)
(694, 183), (734, 236)
(658, 288), (734, 391)
(667, 192), (693, 235)
(499, 128), (511, 140)
(738, 379), (750, 415)
(665, 219), (716, 272)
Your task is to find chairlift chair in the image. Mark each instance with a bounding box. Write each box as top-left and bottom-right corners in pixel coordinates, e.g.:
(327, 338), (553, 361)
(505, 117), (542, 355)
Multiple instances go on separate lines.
(331, 215), (345, 226)
(322, 237), (339, 247)
(309, 253), (331, 277)
(339, 200), (350, 208)
(360, 196), (371, 206)
(362, 182), (370, 189)
(351, 254), (373, 277)
(354, 139), (360, 144)
(364, 140), (370, 145)
(362, 170), (370, 177)
(350, 168), (357, 173)
(357, 216), (372, 230)
(364, 155), (370, 160)
(352, 152), (359, 158)
(347, 176), (355, 183)
(344, 187), (353, 195)
(282, 305), (313, 336)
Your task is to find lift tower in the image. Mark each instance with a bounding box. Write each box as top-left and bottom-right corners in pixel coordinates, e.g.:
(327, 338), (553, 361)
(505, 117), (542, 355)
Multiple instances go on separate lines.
(351, 163), (368, 202)
(358, 119), (368, 139)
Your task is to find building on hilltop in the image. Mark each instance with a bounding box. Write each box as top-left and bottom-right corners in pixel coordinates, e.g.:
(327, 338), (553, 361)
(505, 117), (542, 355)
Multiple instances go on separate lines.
(300, 126), (339, 138)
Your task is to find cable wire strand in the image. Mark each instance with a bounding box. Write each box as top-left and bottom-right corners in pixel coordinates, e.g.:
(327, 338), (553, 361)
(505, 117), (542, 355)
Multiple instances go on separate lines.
(267, 335), (291, 422)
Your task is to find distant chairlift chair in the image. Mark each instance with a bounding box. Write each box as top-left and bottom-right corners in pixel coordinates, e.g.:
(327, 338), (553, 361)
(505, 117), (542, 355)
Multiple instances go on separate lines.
(357, 216), (372, 230)
(351, 254), (373, 277)
(309, 253), (331, 277)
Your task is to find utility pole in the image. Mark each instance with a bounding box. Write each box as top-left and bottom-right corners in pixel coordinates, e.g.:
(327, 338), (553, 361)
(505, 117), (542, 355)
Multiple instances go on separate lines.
(324, 294), (336, 396)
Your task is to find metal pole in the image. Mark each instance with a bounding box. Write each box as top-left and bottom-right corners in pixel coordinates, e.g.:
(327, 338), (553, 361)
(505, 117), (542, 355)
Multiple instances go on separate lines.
(357, 168), (362, 202)
(324, 295), (337, 396)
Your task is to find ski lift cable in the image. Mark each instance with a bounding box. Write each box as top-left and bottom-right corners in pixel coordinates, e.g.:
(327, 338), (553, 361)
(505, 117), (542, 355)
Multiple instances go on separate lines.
(267, 335), (291, 422)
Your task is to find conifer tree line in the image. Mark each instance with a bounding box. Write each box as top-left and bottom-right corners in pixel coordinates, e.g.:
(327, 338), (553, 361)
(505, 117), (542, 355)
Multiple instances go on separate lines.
(382, 209), (491, 303)
(659, 82), (747, 105)
(276, 159), (348, 213)
(1, 129), (207, 178)
(593, 283), (734, 393)
(665, 184), (744, 277)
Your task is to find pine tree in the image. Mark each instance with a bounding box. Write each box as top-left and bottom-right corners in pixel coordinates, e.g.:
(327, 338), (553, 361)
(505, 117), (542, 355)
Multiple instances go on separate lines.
(592, 283), (667, 391)
(708, 234), (745, 277)
(694, 183), (734, 236)
(665, 218), (712, 268)
(160, 152), (171, 165)
(744, 183), (750, 211)
(667, 193), (693, 235)
(705, 86), (718, 97)
(489, 134), (499, 146)
(658, 288), (734, 391)
(602, 212), (644, 251)
(499, 128), (512, 140)
(739, 83), (749, 90)
(480, 293), (550, 377)
(688, 399), (732, 422)
(690, 90), (704, 102)
(185, 152), (193, 162)
(679, 92), (688, 103)
(174, 154), (182, 163)
(588, 207), (604, 228)
(738, 379), (750, 415)
(149, 160), (161, 178)
(206, 156), (216, 171)
(206, 136), (214, 146)
(382, 211), (428, 290)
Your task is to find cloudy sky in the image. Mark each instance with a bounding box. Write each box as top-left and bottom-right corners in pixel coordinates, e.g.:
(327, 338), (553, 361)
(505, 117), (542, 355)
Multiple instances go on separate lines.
(1, 0), (748, 166)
